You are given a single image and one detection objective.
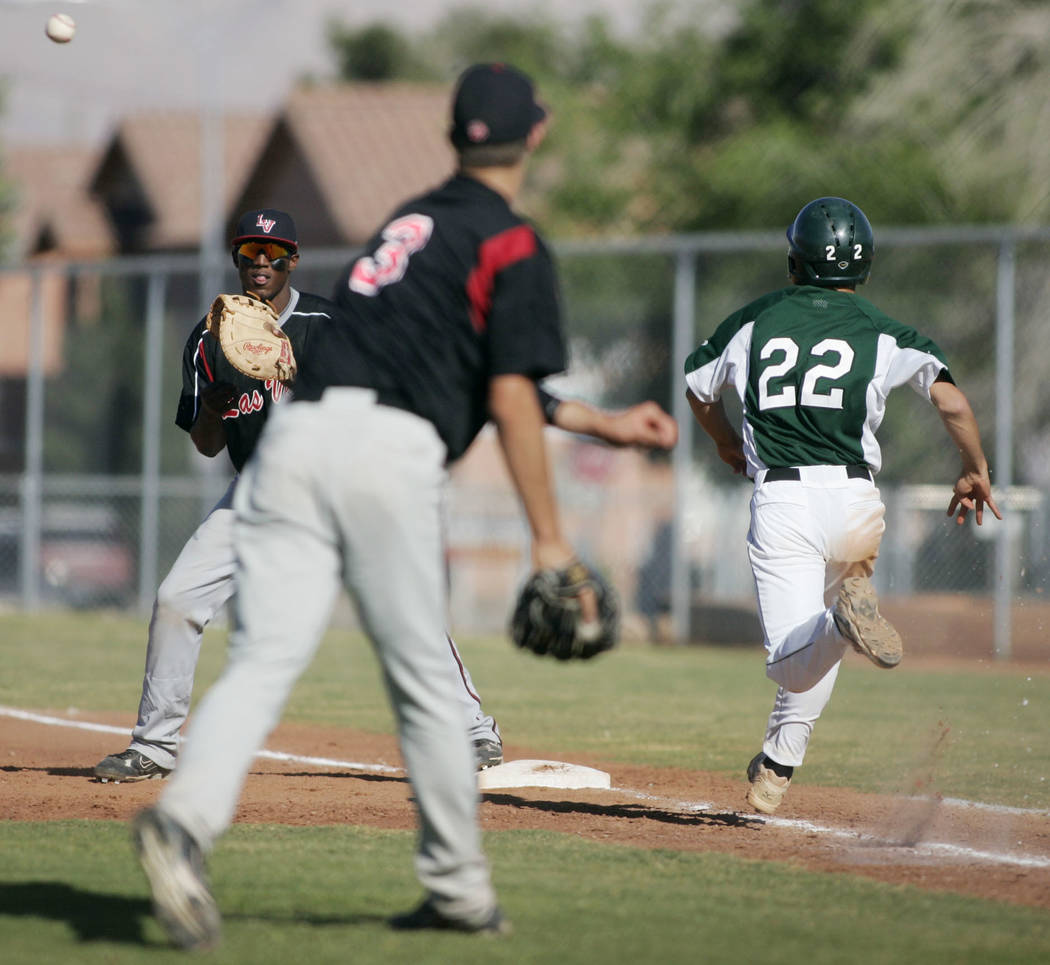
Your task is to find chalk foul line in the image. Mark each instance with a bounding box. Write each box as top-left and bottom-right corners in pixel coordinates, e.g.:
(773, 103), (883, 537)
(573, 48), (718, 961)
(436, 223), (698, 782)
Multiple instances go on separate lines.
(3, 705), (1048, 869)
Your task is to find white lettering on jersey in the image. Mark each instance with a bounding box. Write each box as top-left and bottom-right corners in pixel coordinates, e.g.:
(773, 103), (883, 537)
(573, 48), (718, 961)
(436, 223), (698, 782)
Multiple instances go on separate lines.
(801, 338), (853, 409)
(758, 337), (799, 409)
(349, 214), (435, 296)
(758, 336), (855, 411)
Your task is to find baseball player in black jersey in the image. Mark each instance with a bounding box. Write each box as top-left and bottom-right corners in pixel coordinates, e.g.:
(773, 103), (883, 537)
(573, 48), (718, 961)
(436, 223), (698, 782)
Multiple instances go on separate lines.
(93, 210), (334, 782)
(132, 65), (675, 949)
(685, 197), (1000, 816)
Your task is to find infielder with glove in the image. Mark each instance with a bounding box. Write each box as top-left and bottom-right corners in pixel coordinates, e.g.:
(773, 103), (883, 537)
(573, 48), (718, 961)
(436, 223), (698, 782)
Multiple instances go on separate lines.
(95, 209), (510, 783)
(130, 63), (674, 949)
(96, 208), (674, 785)
(684, 197), (1000, 816)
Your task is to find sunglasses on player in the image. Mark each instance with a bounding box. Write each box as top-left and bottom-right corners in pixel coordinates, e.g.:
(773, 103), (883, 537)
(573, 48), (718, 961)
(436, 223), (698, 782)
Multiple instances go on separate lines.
(232, 241), (295, 271)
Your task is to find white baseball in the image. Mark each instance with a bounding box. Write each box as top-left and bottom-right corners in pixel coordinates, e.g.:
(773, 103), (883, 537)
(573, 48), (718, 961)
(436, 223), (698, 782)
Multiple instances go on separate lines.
(46, 13), (76, 44)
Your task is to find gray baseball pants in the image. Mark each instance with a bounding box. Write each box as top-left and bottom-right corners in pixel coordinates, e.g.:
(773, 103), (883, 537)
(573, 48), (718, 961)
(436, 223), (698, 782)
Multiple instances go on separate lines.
(156, 389), (496, 921)
(129, 479), (499, 771)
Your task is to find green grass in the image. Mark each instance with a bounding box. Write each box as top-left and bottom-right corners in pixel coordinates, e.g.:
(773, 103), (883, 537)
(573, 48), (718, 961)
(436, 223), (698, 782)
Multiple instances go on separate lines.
(1, 611), (1049, 963)
(1, 610), (1046, 809)
(4, 613), (1045, 810)
(1, 821), (1048, 965)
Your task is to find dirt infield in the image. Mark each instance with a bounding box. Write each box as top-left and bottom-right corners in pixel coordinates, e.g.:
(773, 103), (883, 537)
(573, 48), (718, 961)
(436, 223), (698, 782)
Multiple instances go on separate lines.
(3, 708), (1049, 911)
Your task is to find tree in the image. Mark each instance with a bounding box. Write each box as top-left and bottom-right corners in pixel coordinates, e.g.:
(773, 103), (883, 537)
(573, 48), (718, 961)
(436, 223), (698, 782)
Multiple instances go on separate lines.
(326, 20), (431, 82)
(325, 1), (1050, 230)
(322, 2), (1050, 478)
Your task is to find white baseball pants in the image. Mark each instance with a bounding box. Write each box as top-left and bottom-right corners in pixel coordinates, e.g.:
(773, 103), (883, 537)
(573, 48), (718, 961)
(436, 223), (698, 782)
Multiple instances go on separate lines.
(746, 465), (886, 768)
(157, 390), (496, 921)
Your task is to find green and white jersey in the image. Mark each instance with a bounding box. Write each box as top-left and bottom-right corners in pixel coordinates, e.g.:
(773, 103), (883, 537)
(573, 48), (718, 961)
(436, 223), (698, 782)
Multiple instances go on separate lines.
(684, 285), (950, 475)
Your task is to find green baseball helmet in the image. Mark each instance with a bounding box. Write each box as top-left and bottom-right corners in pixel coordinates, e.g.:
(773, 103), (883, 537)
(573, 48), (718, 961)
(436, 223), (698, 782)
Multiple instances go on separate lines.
(787, 197), (874, 287)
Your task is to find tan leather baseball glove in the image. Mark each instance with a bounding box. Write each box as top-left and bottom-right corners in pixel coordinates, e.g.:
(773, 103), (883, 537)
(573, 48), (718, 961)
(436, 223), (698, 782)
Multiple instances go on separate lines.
(206, 292), (297, 382)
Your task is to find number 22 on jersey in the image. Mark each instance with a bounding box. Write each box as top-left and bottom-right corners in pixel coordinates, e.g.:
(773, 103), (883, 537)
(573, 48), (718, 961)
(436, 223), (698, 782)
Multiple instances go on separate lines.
(757, 336), (855, 411)
(349, 214), (434, 296)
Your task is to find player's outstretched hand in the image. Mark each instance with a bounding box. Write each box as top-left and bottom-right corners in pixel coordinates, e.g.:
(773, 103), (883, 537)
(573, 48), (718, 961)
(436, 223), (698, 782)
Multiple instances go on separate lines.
(947, 470), (1003, 525)
(604, 401), (678, 450)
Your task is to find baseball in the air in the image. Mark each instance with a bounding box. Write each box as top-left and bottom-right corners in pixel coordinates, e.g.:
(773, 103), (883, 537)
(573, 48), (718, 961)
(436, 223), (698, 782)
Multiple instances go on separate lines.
(46, 13), (76, 44)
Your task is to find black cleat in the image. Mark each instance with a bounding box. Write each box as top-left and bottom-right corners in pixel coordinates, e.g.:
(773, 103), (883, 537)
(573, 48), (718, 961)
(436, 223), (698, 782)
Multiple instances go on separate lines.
(95, 748), (171, 784)
(390, 898), (511, 935)
(472, 738), (504, 771)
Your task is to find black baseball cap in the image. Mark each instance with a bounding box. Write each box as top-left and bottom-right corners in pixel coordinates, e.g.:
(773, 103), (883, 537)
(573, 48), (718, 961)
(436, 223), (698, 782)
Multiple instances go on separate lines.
(231, 208), (298, 251)
(449, 63), (547, 148)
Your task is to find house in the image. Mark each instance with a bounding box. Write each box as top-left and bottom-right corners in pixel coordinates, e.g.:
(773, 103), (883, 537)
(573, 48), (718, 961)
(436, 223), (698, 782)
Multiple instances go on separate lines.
(0, 145), (115, 470)
(4, 144), (114, 261)
(81, 84), (453, 256)
(228, 83), (452, 247)
(88, 111), (273, 253)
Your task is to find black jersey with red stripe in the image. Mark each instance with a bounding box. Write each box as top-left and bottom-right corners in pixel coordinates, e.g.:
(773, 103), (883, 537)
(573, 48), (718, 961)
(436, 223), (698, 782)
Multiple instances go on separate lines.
(175, 289), (337, 472)
(299, 173), (566, 462)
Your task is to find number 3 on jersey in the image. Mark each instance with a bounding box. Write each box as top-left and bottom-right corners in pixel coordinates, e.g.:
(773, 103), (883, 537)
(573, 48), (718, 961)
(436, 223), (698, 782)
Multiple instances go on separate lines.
(758, 336), (855, 410)
(349, 214), (434, 296)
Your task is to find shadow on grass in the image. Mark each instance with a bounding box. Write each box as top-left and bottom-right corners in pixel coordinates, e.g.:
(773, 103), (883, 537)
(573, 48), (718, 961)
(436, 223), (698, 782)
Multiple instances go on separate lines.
(481, 793), (758, 828)
(0, 881), (151, 943)
(0, 881), (392, 945)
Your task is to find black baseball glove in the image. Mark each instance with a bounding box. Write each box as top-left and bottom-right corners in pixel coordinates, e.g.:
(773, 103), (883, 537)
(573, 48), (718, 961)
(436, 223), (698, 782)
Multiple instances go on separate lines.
(509, 559), (620, 661)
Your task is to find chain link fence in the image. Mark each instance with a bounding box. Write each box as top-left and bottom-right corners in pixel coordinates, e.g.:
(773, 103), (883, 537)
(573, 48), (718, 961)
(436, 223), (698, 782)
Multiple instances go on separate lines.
(1, 227), (1047, 655)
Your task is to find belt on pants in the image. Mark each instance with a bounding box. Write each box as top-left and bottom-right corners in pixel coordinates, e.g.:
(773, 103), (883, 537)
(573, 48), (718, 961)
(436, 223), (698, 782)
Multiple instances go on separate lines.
(763, 465), (872, 483)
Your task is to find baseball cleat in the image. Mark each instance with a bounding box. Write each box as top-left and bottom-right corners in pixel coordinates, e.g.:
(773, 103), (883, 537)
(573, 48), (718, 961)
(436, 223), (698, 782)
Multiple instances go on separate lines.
(389, 898), (511, 936)
(95, 748), (172, 784)
(833, 575), (903, 668)
(472, 738), (503, 771)
(746, 753), (792, 815)
(133, 808), (221, 951)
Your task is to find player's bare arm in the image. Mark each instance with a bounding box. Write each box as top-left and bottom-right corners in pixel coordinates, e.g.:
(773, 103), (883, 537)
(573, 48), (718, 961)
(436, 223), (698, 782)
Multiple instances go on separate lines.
(490, 374), (599, 624)
(490, 374), (574, 567)
(686, 390), (746, 474)
(930, 379), (1003, 525)
(552, 398), (678, 450)
(189, 382), (236, 457)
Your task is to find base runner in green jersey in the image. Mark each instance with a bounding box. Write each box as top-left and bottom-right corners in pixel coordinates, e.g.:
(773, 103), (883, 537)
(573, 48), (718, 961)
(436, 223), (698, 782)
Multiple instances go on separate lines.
(683, 197), (1001, 815)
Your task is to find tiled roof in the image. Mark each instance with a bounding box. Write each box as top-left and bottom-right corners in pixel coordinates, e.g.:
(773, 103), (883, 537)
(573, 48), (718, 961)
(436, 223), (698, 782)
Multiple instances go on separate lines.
(92, 111), (273, 249)
(278, 83), (454, 243)
(6, 84), (456, 258)
(4, 146), (114, 259)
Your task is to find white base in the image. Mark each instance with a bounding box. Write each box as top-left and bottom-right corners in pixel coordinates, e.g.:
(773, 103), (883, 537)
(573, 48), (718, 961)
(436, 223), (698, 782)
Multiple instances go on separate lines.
(477, 758), (611, 790)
